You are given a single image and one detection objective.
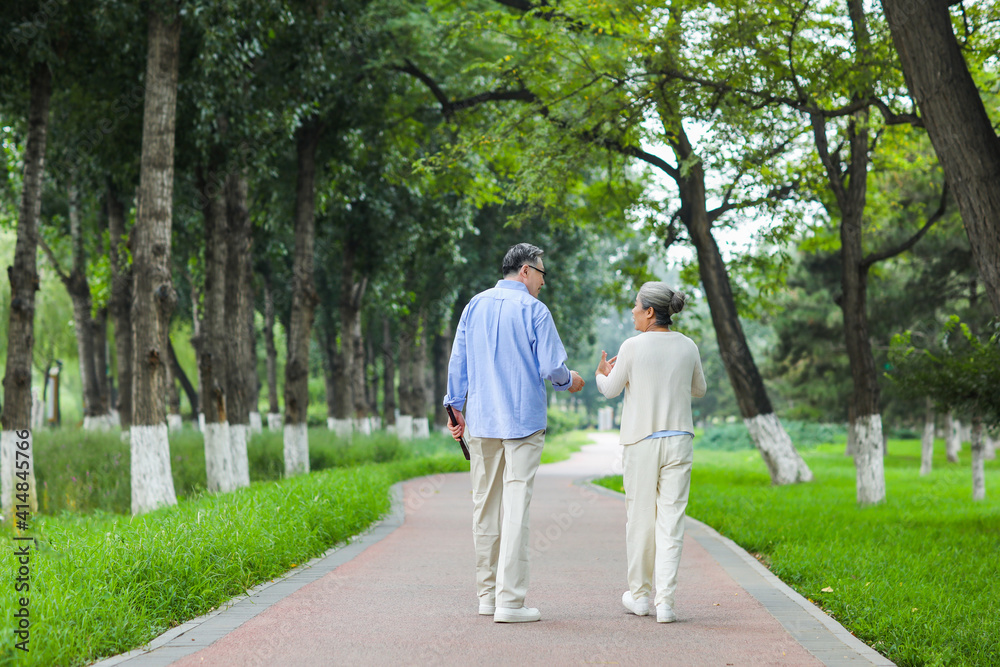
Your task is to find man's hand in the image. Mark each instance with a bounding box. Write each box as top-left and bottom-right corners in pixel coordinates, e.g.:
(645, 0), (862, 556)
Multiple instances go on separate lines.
(447, 407), (466, 441)
(596, 350), (617, 377)
(568, 370), (585, 393)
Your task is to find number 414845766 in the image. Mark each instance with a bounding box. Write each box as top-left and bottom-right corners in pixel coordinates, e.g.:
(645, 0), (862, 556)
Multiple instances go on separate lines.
(14, 429), (31, 524)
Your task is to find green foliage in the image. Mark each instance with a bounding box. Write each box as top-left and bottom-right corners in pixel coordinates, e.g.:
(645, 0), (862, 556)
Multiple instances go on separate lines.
(595, 439), (1000, 666)
(0, 454), (468, 667)
(888, 317), (1000, 428)
(544, 406), (588, 438)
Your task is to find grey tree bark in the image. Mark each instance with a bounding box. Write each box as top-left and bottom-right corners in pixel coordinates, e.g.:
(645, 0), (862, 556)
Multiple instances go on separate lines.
(263, 271), (281, 429)
(224, 169), (253, 487)
(920, 398), (934, 476)
(283, 119), (321, 475)
(970, 416), (985, 501)
(197, 164), (234, 493)
(107, 181), (132, 432)
(382, 317), (397, 427)
(881, 0), (1000, 316)
(1, 61), (51, 519)
(945, 411), (961, 463)
(130, 8), (181, 515)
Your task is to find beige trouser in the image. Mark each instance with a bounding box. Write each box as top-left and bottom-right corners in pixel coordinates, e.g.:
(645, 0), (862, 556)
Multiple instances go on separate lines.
(622, 434), (693, 608)
(468, 429), (545, 609)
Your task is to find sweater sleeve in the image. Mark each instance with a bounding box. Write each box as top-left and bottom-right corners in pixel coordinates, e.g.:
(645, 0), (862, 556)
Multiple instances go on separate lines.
(691, 344), (707, 398)
(595, 339), (630, 399)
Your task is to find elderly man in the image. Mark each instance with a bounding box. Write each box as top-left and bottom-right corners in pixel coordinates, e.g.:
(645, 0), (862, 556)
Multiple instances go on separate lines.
(444, 243), (585, 623)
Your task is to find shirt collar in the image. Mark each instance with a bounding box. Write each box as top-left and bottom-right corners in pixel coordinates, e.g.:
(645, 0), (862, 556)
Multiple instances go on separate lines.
(495, 280), (529, 293)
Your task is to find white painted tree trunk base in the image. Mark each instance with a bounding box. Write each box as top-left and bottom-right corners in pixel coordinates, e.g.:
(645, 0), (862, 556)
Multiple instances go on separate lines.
(130, 424), (178, 515)
(229, 424), (251, 489)
(283, 423), (310, 477)
(83, 413), (116, 431)
(971, 423), (986, 501)
(1, 430), (38, 518)
(198, 413), (206, 433)
(946, 415), (962, 462)
(109, 410), (121, 428)
(203, 422), (236, 493)
(412, 417), (430, 439)
(328, 418), (352, 438)
(854, 414), (886, 505)
(396, 416), (414, 441)
(386, 424), (396, 435)
(743, 413), (813, 485)
(920, 418), (935, 476)
(249, 411), (263, 434)
(120, 430), (130, 443)
(267, 413), (283, 431)
(984, 433), (996, 461)
(370, 416), (382, 431)
(353, 417), (372, 435)
(166, 413), (183, 432)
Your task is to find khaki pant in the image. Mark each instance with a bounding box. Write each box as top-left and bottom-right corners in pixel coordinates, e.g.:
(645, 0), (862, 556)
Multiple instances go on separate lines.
(468, 429), (545, 609)
(622, 434), (693, 608)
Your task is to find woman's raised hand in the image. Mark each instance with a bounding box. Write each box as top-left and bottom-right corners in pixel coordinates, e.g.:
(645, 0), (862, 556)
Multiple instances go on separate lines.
(596, 350), (617, 376)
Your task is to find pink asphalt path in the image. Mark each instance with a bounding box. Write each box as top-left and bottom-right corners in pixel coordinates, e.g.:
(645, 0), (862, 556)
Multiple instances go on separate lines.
(106, 433), (892, 666)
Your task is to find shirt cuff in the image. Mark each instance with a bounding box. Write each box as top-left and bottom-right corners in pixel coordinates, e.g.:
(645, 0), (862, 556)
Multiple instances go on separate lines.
(442, 396), (466, 411)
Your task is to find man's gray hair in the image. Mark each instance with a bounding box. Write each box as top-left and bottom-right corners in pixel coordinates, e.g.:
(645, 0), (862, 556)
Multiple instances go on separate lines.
(638, 281), (687, 326)
(502, 243), (545, 277)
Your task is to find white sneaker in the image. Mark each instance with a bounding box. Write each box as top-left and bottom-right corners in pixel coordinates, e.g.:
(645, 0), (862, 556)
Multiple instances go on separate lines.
(479, 599), (496, 615)
(656, 603), (677, 623)
(494, 606), (541, 623)
(622, 591), (650, 616)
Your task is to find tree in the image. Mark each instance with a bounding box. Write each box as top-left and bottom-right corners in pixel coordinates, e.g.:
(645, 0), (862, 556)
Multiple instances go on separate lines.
(881, 0), (1000, 316)
(129, 5), (182, 515)
(395, 0), (813, 484)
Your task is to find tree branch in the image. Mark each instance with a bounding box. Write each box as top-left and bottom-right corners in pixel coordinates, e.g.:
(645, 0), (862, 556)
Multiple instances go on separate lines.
(862, 182), (949, 269)
(708, 182), (798, 224)
(38, 235), (70, 284)
(394, 59), (537, 119)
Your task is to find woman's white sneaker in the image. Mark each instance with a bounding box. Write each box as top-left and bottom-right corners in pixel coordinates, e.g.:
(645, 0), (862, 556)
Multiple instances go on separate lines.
(656, 603), (677, 623)
(622, 591), (650, 616)
(493, 606), (541, 623)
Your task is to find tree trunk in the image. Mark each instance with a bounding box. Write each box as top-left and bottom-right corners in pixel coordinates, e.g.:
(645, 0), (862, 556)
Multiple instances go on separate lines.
(167, 337), (197, 420)
(323, 325), (345, 434)
(92, 306), (111, 419)
(197, 163), (234, 493)
(1, 61), (51, 520)
(283, 119), (321, 476)
(263, 271), (281, 428)
(920, 397), (934, 476)
(881, 0), (1000, 316)
(130, 8), (181, 516)
(672, 122), (812, 485)
(396, 322), (414, 439)
(366, 328), (378, 425)
(432, 322), (452, 429)
(225, 169), (253, 487)
(349, 283), (369, 431)
(411, 311), (430, 438)
(808, 4), (886, 504)
(970, 416), (985, 501)
(382, 317), (396, 427)
(64, 176), (104, 427)
(108, 180), (133, 432)
(945, 411), (961, 463)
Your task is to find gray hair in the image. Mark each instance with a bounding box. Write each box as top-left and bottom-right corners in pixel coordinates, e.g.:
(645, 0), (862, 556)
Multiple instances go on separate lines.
(502, 243), (545, 277)
(638, 281), (687, 327)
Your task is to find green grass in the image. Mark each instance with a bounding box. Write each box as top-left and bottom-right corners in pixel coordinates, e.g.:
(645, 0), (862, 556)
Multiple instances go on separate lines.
(594, 437), (1000, 666)
(3, 430), (468, 666)
(33, 426), (455, 515)
(540, 429), (596, 464)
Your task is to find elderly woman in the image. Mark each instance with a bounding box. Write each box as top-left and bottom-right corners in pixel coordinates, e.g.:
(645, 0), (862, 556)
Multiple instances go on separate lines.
(595, 281), (706, 623)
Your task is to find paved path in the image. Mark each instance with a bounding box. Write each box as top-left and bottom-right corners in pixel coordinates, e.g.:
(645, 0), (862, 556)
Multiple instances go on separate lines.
(97, 433), (893, 666)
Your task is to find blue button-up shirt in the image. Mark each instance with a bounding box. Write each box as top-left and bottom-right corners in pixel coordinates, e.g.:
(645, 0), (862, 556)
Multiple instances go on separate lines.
(444, 280), (572, 439)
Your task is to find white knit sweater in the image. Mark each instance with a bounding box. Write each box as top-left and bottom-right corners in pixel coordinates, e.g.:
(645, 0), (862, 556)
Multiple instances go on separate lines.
(595, 331), (707, 446)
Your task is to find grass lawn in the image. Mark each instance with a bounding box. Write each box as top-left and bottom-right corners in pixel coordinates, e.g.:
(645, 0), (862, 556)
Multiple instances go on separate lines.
(595, 437), (1000, 667)
(541, 429), (598, 464)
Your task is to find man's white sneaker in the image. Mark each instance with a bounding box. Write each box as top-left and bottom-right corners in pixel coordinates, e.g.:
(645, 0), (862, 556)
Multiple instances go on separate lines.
(622, 591), (650, 616)
(493, 606), (541, 623)
(656, 603), (677, 623)
(479, 600), (496, 615)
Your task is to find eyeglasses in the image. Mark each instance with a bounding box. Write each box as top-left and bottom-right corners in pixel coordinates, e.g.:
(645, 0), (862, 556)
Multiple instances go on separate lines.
(525, 264), (546, 277)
